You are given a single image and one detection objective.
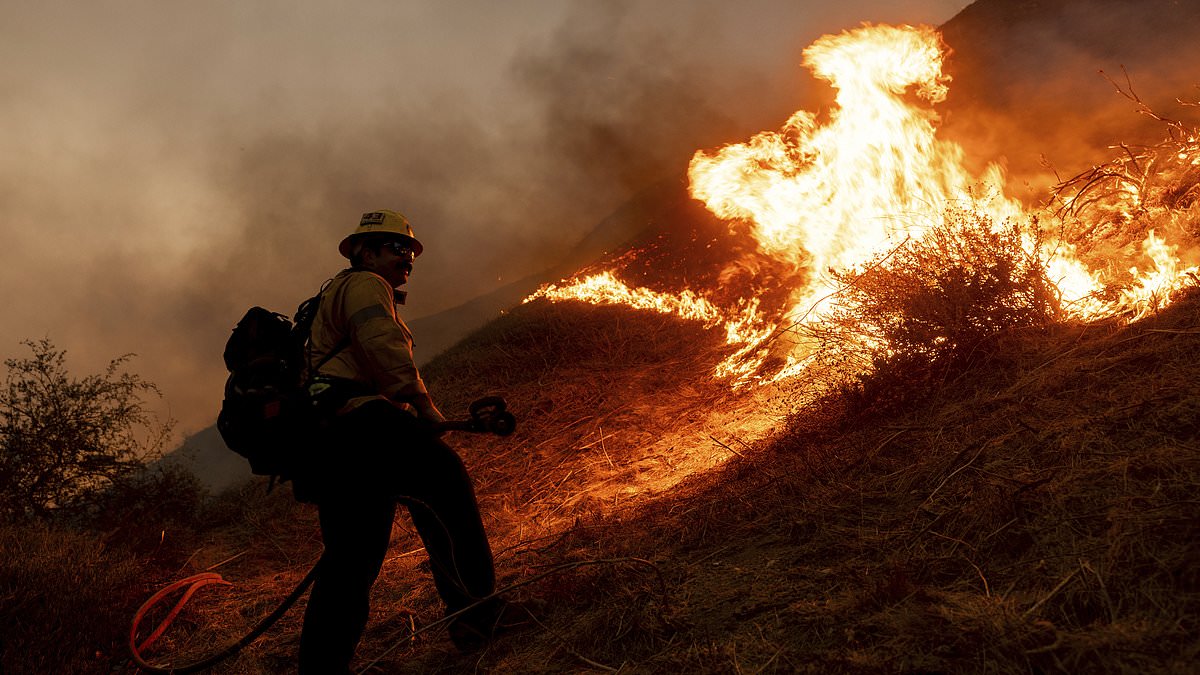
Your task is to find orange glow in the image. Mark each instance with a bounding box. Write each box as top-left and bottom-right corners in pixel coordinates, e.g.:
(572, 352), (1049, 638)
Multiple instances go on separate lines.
(524, 271), (725, 326)
(1122, 231), (1199, 320)
(690, 24), (1017, 273)
(526, 23), (1197, 387)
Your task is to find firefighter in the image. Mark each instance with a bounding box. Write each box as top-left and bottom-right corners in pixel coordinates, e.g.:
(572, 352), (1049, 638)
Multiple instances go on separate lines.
(294, 210), (518, 673)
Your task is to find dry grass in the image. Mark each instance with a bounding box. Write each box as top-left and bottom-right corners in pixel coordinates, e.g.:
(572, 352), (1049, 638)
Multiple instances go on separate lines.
(422, 301), (755, 534)
(26, 277), (1192, 674)
(9, 292), (1198, 674)
(0, 523), (148, 673)
(12, 127), (1200, 672)
(511, 295), (1200, 674)
(335, 295), (1196, 673)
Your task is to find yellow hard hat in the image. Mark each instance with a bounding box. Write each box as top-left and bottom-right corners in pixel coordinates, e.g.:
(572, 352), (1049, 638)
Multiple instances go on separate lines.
(338, 209), (424, 259)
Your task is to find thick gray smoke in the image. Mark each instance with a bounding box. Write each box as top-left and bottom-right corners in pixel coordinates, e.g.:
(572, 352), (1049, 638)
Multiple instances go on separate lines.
(0, 1), (984, 434)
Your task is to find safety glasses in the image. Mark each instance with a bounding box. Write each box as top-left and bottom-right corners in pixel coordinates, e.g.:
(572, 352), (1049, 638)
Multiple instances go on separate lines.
(380, 241), (416, 261)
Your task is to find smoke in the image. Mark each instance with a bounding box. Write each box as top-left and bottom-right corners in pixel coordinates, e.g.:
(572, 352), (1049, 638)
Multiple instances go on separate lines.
(938, 0), (1200, 196)
(0, 1), (973, 434)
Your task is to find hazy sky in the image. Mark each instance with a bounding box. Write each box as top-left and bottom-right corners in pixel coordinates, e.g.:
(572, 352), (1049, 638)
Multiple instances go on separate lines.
(0, 0), (971, 435)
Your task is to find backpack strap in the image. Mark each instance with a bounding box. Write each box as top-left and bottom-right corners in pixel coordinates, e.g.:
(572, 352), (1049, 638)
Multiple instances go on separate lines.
(296, 278), (351, 382)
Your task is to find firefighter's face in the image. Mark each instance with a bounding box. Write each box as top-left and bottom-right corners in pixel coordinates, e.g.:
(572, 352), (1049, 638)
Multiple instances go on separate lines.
(364, 240), (416, 287)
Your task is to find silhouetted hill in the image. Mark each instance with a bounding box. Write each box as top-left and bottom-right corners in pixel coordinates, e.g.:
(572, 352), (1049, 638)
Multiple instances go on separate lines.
(939, 0), (1200, 185)
(159, 424), (252, 494)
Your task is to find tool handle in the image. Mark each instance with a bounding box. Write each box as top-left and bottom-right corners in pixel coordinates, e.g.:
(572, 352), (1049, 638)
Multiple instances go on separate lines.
(434, 420), (477, 433)
(432, 411), (516, 436)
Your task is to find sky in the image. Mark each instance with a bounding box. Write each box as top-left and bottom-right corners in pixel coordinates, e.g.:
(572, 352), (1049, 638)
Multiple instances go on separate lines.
(0, 0), (972, 436)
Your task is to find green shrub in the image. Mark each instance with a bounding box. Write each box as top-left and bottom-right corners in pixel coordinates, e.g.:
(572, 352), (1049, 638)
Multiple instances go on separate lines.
(0, 339), (173, 521)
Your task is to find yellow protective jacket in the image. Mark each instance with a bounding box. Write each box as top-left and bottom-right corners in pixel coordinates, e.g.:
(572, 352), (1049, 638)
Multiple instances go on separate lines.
(307, 268), (428, 414)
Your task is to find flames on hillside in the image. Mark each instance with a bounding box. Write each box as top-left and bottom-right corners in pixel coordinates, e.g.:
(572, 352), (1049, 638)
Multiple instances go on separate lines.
(526, 23), (1200, 388)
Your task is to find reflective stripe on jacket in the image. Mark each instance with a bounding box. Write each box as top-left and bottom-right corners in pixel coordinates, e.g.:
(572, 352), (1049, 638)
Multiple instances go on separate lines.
(307, 268), (428, 412)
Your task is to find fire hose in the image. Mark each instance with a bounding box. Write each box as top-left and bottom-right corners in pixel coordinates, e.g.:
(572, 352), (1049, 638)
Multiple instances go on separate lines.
(128, 397), (515, 673)
(129, 565), (320, 674)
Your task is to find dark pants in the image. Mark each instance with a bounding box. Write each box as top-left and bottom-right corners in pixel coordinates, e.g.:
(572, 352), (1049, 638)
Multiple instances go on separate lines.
(296, 400), (497, 674)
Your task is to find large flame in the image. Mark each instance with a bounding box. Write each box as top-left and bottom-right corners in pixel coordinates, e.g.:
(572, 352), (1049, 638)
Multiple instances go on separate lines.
(690, 25), (1017, 275)
(526, 23), (1196, 386)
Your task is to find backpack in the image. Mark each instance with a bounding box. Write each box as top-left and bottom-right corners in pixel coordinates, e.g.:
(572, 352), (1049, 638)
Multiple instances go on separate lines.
(217, 290), (332, 483)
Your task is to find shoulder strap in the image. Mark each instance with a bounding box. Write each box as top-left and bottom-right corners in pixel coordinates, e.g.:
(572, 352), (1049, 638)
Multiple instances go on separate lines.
(297, 278), (351, 379)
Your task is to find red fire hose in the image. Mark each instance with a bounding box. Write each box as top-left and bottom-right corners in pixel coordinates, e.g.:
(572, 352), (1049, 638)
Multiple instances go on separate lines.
(128, 560), (321, 674)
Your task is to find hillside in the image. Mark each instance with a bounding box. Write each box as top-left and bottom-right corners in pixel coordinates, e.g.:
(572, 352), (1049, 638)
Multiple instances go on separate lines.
(7, 287), (1198, 673)
(938, 0), (1200, 187)
(5, 1), (1200, 673)
(408, 287), (1200, 674)
(108, 275), (1200, 674)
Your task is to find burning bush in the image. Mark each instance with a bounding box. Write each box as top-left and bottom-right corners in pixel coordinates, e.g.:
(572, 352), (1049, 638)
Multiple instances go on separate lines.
(823, 208), (1060, 400)
(531, 28), (1199, 394)
(1052, 80), (1200, 228)
(1041, 84), (1200, 321)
